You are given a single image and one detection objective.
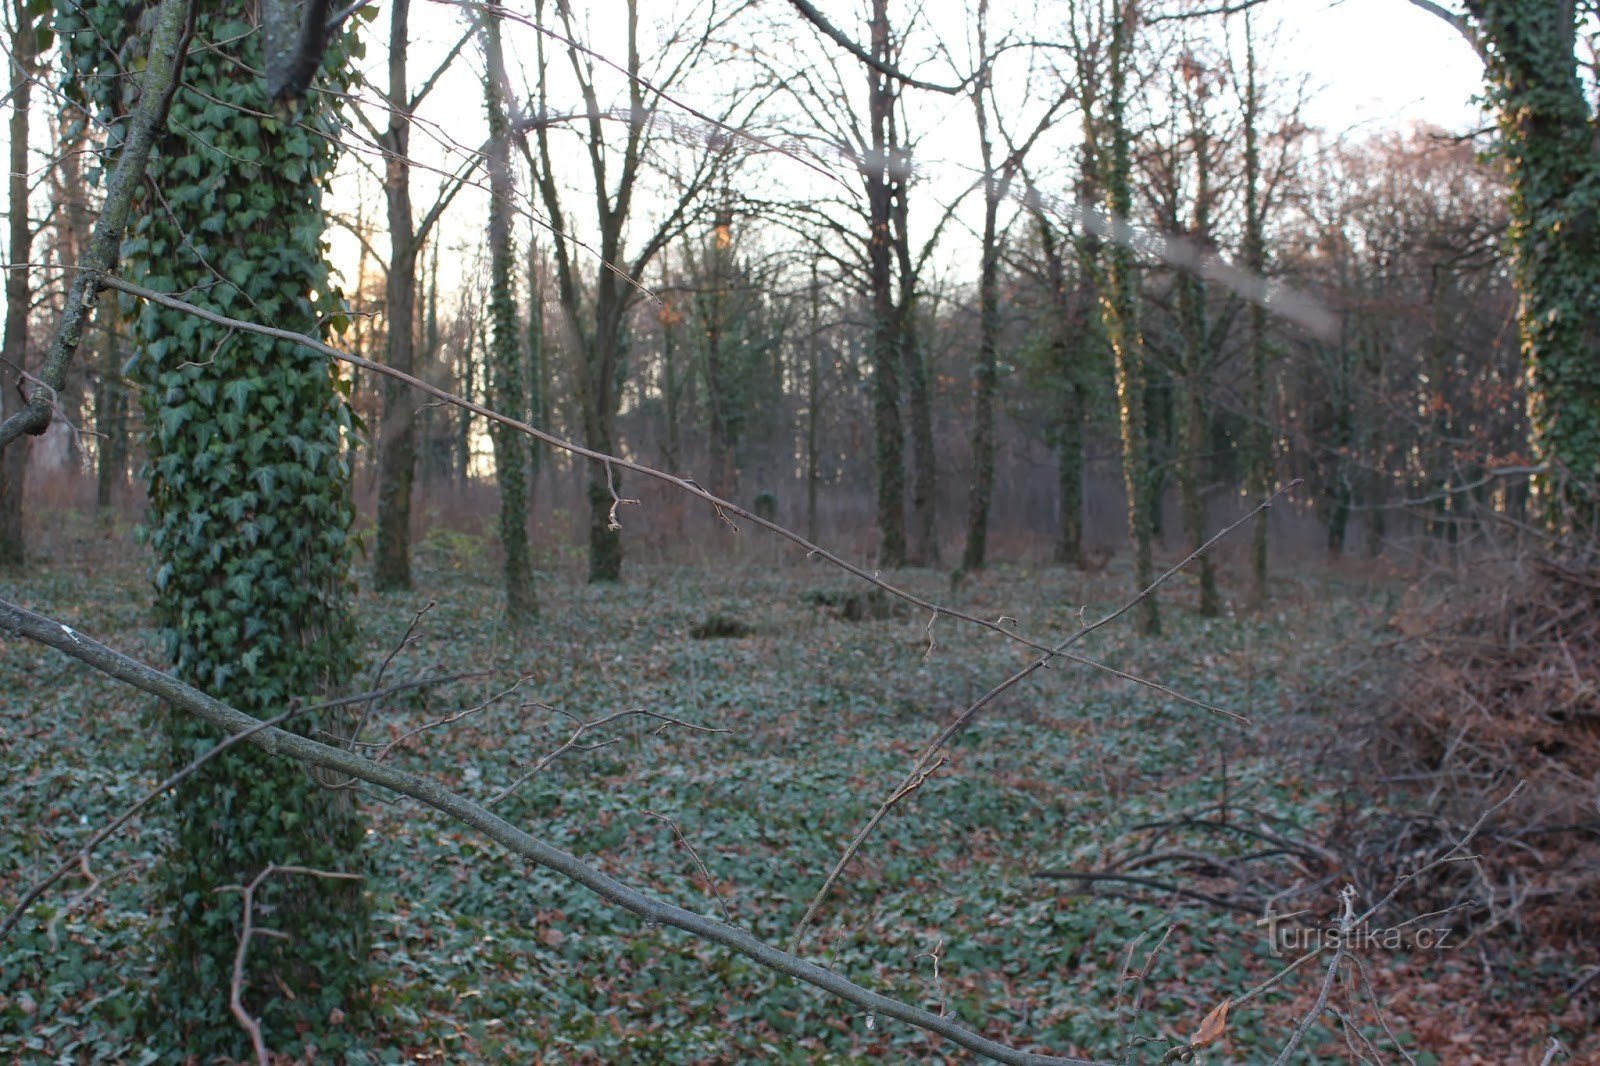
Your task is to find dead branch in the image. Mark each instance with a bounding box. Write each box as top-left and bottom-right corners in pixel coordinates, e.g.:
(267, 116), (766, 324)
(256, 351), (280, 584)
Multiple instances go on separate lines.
(220, 864), (364, 1066)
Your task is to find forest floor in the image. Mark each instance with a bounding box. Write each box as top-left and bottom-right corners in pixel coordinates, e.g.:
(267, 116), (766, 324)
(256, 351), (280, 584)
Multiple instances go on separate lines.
(1, 512), (1592, 1064)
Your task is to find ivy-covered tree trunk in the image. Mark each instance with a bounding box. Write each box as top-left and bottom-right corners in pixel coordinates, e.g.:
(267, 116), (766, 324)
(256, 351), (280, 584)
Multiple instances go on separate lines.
(0, 0), (36, 566)
(61, 3), (369, 1056)
(483, 13), (535, 621)
(1098, 5), (1158, 635)
(1467, 1), (1600, 524)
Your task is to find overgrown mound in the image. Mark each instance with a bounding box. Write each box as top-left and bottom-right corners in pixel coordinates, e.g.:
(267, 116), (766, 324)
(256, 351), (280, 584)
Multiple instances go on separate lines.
(1382, 553), (1599, 818)
(1365, 549), (1600, 944)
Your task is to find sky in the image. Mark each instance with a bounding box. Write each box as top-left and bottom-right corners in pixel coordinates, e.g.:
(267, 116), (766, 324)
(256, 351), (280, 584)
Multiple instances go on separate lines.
(1276, 0), (1484, 133)
(327, 0), (1493, 304)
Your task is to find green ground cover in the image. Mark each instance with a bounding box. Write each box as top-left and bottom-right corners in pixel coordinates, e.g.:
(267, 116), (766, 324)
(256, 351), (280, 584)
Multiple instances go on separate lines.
(0, 528), (1574, 1062)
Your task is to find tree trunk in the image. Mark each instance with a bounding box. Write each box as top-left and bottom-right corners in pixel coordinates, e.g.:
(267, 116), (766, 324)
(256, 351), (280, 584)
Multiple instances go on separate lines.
(1470, 1), (1600, 525)
(897, 189), (937, 566)
(374, 0), (418, 592)
(526, 236), (544, 499)
(1031, 195), (1088, 569)
(702, 232), (738, 499)
(806, 262), (821, 543)
(92, 318), (128, 515)
(865, 0), (907, 568)
(1099, 6), (1158, 635)
(1174, 164), (1218, 615)
(1242, 15), (1271, 609)
(483, 13), (535, 620)
(0, 9), (35, 566)
(962, 179), (1001, 573)
(58, 0), (371, 1052)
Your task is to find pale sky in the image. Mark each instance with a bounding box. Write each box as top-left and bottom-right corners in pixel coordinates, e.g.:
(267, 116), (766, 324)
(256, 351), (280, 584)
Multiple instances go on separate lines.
(1277, 0), (1484, 133)
(328, 0), (1492, 303)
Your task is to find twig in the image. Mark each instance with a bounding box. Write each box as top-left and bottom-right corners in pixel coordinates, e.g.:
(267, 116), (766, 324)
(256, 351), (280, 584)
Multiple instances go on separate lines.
(1115, 923), (1173, 1065)
(370, 674), (533, 762)
(915, 938), (948, 1018)
(346, 600), (438, 752)
(1352, 782), (1524, 930)
(643, 810), (732, 923)
(220, 864), (364, 1066)
(1034, 871), (1254, 914)
(488, 707), (728, 806)
(1539, 1036), (1570, 1065)
(0, 673), (462, 940)
(1349, 953), (1418, 1066)
(43, 856), (139, 952)
(1271, 885), (1355, 1065)
(788, 752), (950, 951)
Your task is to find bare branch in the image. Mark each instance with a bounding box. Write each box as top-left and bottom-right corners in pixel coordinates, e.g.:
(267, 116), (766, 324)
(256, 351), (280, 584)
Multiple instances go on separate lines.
(789, 482), (1300, 950)
(785, 0), (968, 94)
(1402, 0), (1483, 55)
(0, 673), (463, 941)
(221, 864), (364, 1064)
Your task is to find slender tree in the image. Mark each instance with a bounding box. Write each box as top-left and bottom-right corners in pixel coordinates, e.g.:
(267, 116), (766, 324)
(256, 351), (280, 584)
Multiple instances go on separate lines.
(1240, 12), (1271, 607)
(864, 0), (909, 566)
(530, 0), (738, 581)
(1025, 182), (1093, 569)
(960, 4), (1070, 572)
(1097, 1), (1159, 634)
(370, 4), (479, 591)
(483, 9), (535, 621)
(0, 0), (37, 565)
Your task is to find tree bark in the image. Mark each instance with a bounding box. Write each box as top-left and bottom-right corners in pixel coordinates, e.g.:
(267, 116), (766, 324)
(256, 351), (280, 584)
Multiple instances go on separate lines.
(1242, 14), (1271, 609)
(962, 174), (1001, 573)
(374, 0), (418, 592)
(866, 0), (907, 567)
(0, 4), (35, 565)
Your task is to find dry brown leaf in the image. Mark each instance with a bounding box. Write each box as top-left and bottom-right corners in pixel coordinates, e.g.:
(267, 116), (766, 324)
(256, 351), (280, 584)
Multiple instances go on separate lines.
(1191, 997), (1230, 1047)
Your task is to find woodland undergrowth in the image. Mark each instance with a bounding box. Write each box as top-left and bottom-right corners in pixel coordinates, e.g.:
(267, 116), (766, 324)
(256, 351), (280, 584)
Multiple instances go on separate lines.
(1, 516), (1593, 1063)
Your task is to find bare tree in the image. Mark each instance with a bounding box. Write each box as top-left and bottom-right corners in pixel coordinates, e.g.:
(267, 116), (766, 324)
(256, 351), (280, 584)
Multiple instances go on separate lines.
(366, 3), (479, 592)
(528, 0), (745, 581)
(960, 0), (1072, 573)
